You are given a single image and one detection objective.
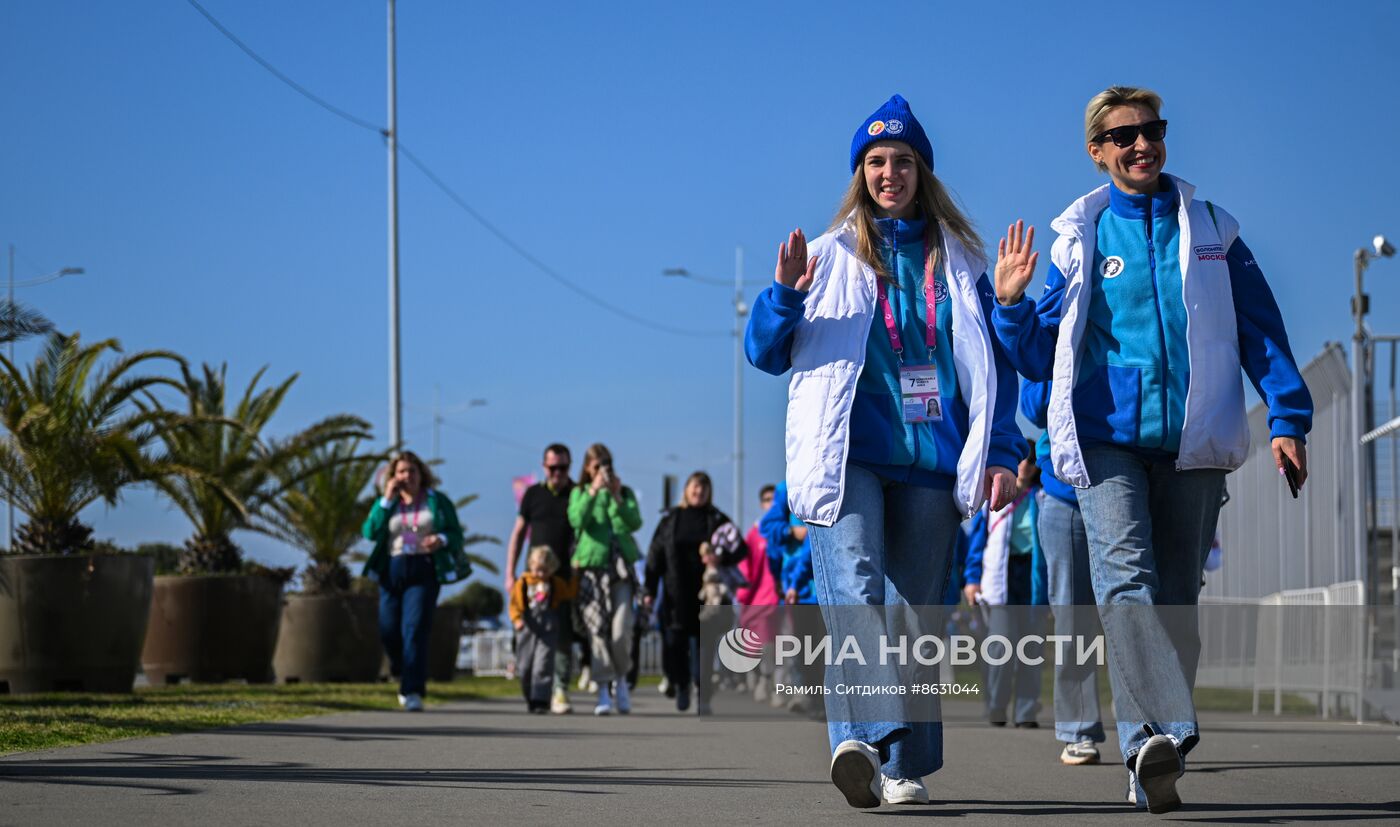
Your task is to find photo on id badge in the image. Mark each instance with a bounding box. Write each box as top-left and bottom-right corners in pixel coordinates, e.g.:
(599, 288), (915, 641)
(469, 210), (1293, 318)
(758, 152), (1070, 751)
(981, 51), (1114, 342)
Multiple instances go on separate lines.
(900, 364), (942, 423)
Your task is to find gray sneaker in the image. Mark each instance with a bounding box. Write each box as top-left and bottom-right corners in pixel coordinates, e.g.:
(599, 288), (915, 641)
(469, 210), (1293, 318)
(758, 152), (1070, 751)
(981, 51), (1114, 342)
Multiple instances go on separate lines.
(1134, 734), (1183, 814)
(1060, 740), (1101, 765)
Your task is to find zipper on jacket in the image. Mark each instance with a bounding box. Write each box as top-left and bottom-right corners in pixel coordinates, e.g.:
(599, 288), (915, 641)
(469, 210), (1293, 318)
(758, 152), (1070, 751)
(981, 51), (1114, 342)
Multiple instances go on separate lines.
(1144, 216), (1170, 449)
(893, 221), (923, 480)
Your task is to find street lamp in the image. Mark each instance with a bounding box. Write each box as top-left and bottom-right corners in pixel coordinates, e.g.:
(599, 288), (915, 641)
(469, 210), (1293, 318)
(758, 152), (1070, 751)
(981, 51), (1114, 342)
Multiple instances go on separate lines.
(1352, 234), (1394, 602)
(663, 251), (751, 526)
(7, 245), (85, 551)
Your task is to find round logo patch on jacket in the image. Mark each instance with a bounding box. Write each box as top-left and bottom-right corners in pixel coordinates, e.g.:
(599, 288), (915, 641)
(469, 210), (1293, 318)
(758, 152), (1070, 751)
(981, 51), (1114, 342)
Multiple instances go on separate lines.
(1100, 256), (1125, 279)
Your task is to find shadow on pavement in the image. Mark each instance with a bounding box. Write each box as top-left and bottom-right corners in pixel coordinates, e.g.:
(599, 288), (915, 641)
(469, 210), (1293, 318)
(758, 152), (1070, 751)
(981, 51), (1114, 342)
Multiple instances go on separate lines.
(0, 753), (825, 797)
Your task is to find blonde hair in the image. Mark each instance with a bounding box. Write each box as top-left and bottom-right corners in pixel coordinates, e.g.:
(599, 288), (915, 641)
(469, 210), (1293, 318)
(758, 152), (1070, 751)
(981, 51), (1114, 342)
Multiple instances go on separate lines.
(578, 443), (613, 488)
(830, 152), (983, 285)
(1084, 86), (1164, 172)
(527, 545), (559, 576)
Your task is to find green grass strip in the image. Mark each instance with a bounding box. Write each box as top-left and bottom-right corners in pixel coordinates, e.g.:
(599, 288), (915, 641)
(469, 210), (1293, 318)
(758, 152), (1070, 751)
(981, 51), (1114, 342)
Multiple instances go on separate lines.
(0, 677), (522, 756)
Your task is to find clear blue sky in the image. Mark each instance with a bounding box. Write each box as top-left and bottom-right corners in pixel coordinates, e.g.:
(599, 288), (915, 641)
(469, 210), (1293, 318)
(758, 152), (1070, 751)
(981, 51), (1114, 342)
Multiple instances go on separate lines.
(6, 0), (1400, 597)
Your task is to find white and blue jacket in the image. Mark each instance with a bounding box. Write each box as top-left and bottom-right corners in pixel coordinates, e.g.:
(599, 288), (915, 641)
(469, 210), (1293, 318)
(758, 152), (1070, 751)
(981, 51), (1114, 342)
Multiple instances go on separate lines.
(746, 217), (1025, 524)
(992, 175), (1312, 487)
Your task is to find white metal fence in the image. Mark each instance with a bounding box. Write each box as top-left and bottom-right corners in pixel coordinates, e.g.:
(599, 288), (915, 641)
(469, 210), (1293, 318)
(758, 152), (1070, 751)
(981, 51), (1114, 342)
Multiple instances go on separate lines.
(461, 629), (665, 678)
(1196, 580), (1368, 721)
(1251, 580), (1368, 722)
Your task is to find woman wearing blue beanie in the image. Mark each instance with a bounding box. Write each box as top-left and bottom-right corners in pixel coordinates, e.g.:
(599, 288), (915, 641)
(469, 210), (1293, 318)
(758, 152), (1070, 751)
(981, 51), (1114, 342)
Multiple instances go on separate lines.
(990, 86), (1313, 813)
(745, 94), (1026, 808)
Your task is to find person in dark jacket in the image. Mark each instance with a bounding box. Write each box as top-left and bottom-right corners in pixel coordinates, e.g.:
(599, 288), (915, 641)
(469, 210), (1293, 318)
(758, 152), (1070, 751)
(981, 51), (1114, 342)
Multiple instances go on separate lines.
(643, 471), (745, 715)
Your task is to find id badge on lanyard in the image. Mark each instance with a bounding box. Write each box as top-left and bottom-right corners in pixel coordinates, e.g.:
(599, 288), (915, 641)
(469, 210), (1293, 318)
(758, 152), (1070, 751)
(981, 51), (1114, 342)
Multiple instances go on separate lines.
(880, 243), (945, 424)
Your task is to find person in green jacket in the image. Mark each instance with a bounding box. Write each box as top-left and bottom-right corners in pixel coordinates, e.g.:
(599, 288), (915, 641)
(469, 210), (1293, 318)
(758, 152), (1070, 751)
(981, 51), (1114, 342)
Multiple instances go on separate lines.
(569, 442), (642, 716)
(362, 451), (469, 711)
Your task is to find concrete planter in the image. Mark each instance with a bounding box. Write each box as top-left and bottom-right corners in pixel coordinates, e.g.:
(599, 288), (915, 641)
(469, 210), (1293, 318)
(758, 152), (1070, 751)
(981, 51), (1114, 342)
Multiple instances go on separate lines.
(428, 604), (464, 682)
(272, 593), (382, 683)
(0, 554), (154, 694)
(140, 574), (283, 685)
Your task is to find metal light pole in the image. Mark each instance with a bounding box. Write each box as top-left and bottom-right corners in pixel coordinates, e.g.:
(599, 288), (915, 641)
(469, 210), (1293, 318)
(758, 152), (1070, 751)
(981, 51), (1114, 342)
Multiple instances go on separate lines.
(386, 0), (402, 450)
(1353, 235), (1396, 602)
(733, 247), (747, 529)
(6, 246), (84, 551)
(663, 249), (752, 527)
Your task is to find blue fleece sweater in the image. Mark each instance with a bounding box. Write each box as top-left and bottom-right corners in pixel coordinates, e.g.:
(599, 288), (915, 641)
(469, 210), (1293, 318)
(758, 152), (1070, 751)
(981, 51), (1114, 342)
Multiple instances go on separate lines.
(759, 482), (815, 604)
(1082, 182), (1190, 451)
(745, 223), (1027, 482)
(848, 216), (963, 488)
(1018, 380), (1077, 507)
(991, 182), (1312, 447)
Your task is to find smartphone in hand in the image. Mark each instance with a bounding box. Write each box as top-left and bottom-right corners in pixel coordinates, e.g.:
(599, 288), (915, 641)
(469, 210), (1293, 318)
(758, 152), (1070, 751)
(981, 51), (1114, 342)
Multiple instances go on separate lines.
(1282, 456), (1300, 499)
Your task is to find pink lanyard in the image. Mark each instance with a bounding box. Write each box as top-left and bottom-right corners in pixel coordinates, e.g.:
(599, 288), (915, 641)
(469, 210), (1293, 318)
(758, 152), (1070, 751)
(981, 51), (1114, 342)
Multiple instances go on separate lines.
(877, 242), (940, 362)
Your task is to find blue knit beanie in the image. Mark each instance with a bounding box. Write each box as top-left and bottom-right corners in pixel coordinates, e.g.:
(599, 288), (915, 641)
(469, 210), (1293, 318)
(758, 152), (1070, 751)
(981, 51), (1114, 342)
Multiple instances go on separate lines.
(850, 94), (934, 174)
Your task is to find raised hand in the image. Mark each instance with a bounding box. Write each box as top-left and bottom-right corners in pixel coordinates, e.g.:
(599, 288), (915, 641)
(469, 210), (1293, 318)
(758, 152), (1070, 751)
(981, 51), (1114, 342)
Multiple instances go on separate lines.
(774, 228), (818, 292)
(994, 220), (1039, 306)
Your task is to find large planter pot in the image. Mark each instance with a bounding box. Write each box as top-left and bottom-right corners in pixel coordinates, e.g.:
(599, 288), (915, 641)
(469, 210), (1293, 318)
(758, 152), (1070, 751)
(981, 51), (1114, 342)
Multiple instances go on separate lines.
(141, 574), (284, 685)
(0, 554), (154, 694)
(272, 593), (382, 683)
(428, 604), (464, 682)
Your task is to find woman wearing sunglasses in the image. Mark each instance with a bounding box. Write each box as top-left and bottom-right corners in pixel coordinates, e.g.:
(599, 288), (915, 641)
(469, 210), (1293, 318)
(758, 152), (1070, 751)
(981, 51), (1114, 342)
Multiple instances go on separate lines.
(746, 94), (1025, 809)
(990, 86), (1313, 813)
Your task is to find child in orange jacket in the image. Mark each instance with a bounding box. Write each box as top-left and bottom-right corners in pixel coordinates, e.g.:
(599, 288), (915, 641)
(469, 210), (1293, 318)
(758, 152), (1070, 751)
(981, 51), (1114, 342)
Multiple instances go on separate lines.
(510, 546), (579, 712)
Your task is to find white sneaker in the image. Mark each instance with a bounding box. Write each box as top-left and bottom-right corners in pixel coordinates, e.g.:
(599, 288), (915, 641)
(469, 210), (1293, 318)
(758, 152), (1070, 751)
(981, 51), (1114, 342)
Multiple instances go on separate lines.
(550, 687), (573, 715)
(577, 665), (592, 691)
(402, 693), (424, 712)
(1134, 734), (1183, 814)
(614, 680), (631, 714)
(658, 676), (671, 695)
(594, 684), (613, 716)
(881, 775), (929, 805)
(829, 740), (881, 809)
(397, 693), (408, 708)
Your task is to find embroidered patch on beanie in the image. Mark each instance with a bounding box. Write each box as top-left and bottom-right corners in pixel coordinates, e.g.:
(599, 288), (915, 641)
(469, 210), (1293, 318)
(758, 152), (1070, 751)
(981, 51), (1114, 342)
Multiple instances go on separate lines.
(851, 94), (933, 174)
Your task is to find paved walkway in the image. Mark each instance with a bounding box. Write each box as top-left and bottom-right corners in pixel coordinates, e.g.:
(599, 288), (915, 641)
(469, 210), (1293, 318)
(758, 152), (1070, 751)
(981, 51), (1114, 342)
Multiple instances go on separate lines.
(2, 688), (1398, 825)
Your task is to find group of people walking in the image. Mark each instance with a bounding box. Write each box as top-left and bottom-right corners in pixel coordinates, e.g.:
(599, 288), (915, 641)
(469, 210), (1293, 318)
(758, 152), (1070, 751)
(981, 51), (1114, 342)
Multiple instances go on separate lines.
(746, 87), (1313, 814)
(362, 83), (1313, 817)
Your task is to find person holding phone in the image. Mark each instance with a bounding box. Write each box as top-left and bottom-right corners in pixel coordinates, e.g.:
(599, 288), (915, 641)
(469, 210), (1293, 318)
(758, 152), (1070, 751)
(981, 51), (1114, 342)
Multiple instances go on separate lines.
(745, 94), (1026, 809)
(362, 451), (470, 712)
(989, 86), (1314, 812)
(569, 443), (643, 716)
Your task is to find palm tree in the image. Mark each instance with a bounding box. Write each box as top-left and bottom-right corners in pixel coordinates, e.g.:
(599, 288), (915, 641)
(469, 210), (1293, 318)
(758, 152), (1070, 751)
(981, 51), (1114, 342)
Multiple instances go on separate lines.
(0, 332), (181, 555)
(255, 437), (384, 593)
(144, 362), (370, 574)
(0, 299), (53, 344)
(450, 493), (503, 576)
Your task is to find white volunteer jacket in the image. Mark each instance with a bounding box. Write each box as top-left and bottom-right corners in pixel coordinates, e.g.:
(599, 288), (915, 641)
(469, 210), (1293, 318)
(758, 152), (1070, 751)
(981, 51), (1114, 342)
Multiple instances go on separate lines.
(785, 220), (998, 525)
(1046, 174), (1247, 488)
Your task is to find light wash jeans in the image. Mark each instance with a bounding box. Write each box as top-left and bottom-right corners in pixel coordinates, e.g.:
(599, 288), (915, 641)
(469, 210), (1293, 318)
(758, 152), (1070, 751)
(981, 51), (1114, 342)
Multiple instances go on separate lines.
(983, 555), (1045, 725)
(1038, 491), (1106, 744)
(807, 464), (959, 781)
(1076, 445), (1225, 768)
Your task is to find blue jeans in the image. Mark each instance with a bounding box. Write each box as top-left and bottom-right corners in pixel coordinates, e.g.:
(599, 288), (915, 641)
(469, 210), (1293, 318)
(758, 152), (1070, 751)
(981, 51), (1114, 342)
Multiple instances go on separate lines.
(1076, 445), (1224, 768)
(984, 555), (1045, 725)
(807, 464), (959, 781)
(1038, 491), (1106, 744)
(379, 554), (440, 697)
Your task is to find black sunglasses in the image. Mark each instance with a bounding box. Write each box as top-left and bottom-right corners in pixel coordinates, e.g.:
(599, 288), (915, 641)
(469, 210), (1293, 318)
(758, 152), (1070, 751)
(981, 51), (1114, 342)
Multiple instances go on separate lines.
(546, 464), (570, 473)
(1092, 119), (1168, 148)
